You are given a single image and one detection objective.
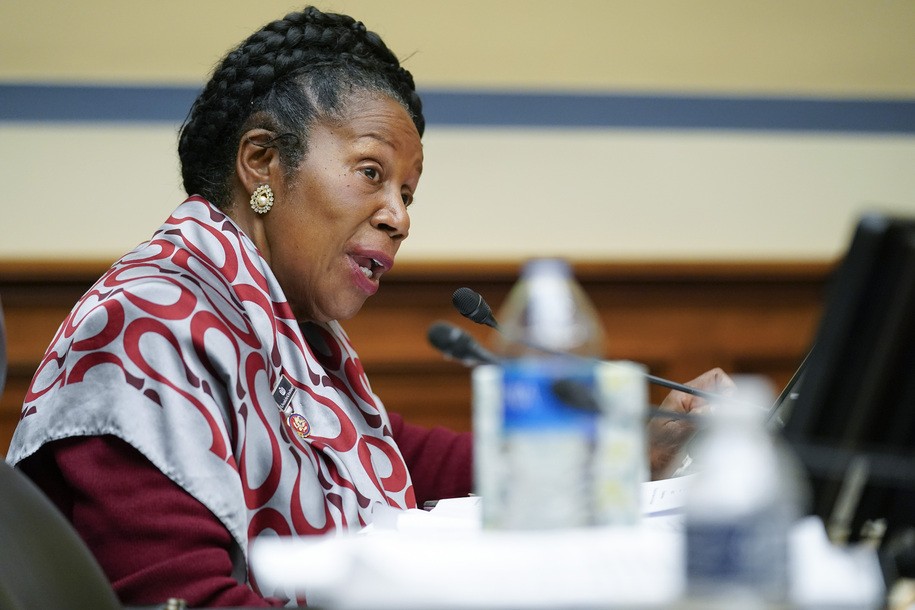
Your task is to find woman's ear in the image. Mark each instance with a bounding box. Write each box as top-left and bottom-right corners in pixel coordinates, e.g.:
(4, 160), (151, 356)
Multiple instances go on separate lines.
(235, 129), (282, 195)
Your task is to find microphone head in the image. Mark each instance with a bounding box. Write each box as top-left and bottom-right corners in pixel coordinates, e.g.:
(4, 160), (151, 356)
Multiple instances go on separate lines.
(452, 287), (498, 328)
(427, 320), (499, 366)
(551, 378), (600, 412)
(427, 321), (460, 352)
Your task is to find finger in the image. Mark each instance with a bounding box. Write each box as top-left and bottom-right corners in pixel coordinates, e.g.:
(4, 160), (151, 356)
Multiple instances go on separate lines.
(678, 392), (710, 414)
(647, 406), (697, 421)
(687, 367), (737, 394)
(659, 368), (735, 414)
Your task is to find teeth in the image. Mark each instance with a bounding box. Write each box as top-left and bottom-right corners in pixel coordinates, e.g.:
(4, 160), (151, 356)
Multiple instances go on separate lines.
(359, 265), (373, 278)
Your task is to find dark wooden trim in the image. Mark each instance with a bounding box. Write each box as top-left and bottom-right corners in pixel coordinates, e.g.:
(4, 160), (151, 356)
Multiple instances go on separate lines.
(0, 258), (833, 454)
(0, 258), (835, 282)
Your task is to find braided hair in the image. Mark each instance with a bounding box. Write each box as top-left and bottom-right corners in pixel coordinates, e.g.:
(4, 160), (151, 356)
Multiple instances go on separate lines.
(178, 6), (424, 209)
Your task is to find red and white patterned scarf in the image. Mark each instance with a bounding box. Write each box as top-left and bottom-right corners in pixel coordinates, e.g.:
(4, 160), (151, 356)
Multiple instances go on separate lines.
(8, 196), (415, 587)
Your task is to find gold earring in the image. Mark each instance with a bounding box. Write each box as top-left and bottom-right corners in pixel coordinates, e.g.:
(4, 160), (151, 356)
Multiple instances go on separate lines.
(250, 184), (274, 214)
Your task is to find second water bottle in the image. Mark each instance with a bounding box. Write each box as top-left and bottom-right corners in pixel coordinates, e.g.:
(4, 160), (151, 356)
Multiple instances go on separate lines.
(474, 258), (647, 529)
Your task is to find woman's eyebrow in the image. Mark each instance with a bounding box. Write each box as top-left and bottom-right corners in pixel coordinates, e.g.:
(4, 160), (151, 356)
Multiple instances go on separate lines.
(356, 132), (397, 149)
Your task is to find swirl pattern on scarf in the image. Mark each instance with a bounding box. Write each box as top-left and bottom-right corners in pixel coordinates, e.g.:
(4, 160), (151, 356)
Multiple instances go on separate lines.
(8, 197), (415, 594)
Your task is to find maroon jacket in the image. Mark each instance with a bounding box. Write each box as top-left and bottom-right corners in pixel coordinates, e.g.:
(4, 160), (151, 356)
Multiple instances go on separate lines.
(20, 412), (472, 607)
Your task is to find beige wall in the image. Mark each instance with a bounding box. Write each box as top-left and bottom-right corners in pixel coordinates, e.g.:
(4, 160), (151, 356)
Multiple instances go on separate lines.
(4, 0), (915, 95)
(2, 0), (915, 262)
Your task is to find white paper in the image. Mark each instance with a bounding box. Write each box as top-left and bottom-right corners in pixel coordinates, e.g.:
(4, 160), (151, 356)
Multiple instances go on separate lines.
(250, 480), (885, 609)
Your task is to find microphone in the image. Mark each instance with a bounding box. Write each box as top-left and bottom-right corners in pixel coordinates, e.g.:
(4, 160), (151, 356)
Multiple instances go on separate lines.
(451, 287), (723, 402)
(452, 287), (500, 329)
(427, 321), (697, 421)
(427, 321), (500, 367)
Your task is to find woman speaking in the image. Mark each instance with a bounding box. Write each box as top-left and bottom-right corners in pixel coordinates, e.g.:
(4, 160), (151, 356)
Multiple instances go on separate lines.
(6, 6), (729, 607)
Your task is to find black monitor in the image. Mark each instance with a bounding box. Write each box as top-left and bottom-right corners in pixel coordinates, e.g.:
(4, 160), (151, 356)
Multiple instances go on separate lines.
(780, 212), (915, 549)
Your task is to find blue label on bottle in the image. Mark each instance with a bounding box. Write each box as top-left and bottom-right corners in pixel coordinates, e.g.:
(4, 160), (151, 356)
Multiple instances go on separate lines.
(501, 361), (597, 433)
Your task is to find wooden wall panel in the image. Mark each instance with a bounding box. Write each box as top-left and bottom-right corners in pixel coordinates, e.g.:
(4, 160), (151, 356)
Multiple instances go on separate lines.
(0, 260), (831, 455)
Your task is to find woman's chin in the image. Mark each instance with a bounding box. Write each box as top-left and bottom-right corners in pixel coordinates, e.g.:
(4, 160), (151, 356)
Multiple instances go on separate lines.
(318, 296), (370, 323)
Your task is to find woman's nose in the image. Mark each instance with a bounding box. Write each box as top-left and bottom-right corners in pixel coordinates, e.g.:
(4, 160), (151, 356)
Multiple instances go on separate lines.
(373, 192), (410, 241)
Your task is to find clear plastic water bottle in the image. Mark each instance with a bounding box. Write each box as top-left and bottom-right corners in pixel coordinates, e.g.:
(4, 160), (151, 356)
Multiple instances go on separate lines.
(683, 376), (808, 604)
(473, 258), (646, 529)
(495, 258), (604, 360)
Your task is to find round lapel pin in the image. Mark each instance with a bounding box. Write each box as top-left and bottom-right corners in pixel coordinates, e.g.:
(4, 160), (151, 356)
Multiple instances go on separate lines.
(286, 413), (311, 439)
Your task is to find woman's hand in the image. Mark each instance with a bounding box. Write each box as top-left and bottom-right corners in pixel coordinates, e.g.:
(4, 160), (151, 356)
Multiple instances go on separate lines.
(647, 367), (735, 480)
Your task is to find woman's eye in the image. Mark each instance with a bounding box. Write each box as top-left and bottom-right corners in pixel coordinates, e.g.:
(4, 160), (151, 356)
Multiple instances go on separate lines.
(402, 192), (413, 207)
(362, 167), (379, 181)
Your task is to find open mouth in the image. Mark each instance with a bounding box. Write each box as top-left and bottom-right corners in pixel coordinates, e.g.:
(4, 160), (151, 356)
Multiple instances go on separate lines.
(353, 256), (384, 280)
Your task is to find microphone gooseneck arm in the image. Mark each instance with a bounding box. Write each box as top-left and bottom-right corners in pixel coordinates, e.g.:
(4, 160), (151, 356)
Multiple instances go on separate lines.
(450, 287), (723, 402)
(426, 321), (698, 422)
